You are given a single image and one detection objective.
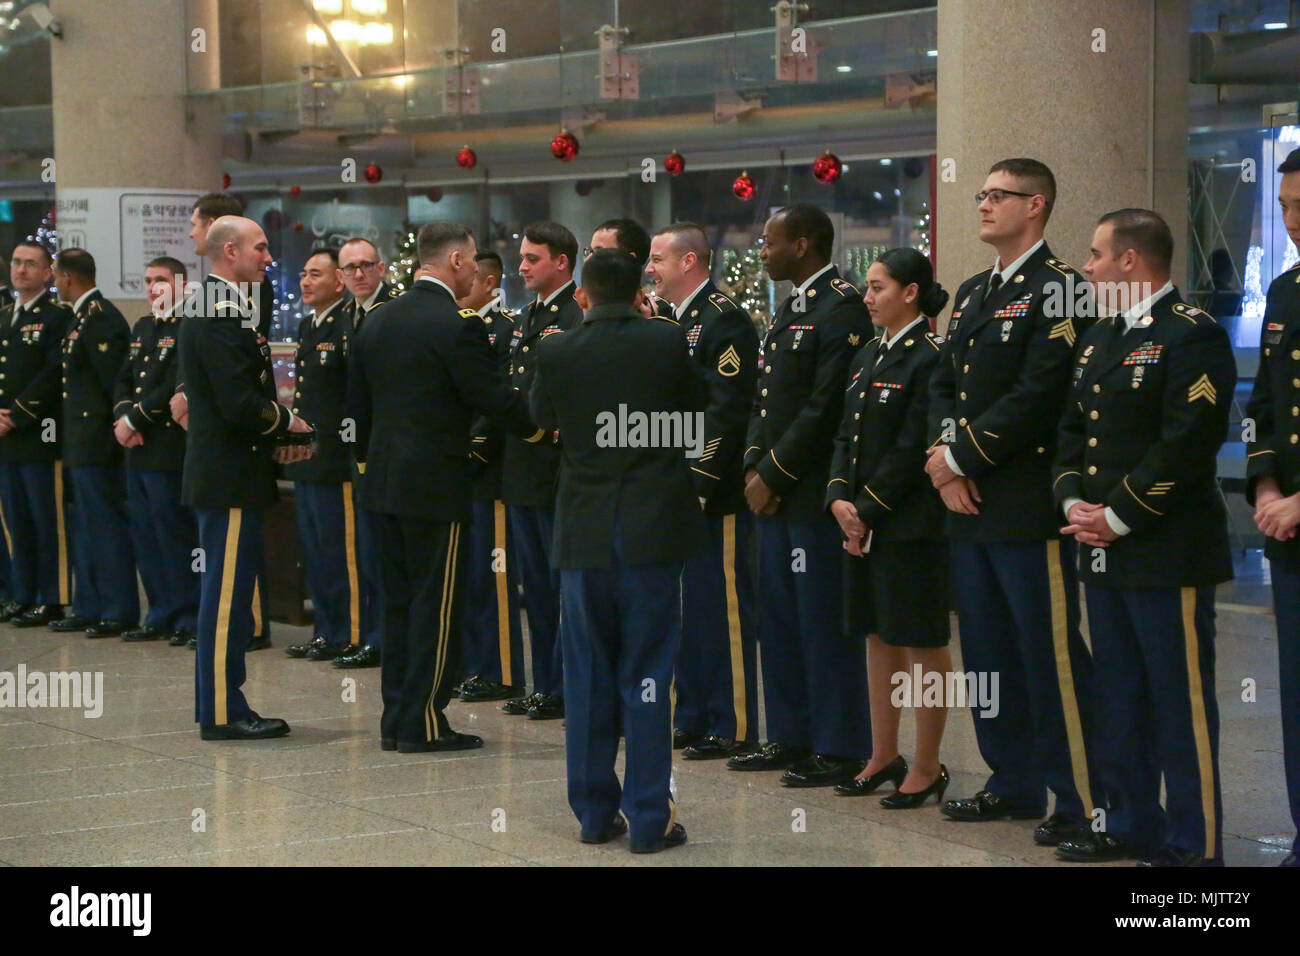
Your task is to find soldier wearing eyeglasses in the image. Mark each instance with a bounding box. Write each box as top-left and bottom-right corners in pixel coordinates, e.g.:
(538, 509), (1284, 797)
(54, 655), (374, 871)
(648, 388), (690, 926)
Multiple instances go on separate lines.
(332, 237), (399, 671)
(925, 158), (1100, 850)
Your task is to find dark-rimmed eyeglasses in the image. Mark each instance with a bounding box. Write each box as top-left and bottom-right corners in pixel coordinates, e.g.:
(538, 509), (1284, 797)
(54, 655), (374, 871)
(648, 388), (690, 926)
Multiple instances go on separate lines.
(974, 189), (1037, 205)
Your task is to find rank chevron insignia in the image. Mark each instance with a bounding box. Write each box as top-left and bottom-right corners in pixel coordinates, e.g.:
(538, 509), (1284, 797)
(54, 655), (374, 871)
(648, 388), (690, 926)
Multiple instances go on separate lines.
(1047, 318), (1075, 347)
(717, 344), (742, 377)
(1187, 374), (1217, 404)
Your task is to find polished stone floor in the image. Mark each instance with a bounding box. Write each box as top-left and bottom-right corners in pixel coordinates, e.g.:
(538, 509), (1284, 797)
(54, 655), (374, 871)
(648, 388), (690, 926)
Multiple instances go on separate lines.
(0, 550), (1293, 867)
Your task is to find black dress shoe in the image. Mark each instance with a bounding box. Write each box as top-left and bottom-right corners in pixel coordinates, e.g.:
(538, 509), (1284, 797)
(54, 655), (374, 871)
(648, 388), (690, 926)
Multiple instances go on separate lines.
(880, 765), (950, 809)
(333, 644), (380, 668)
(200, 717), (290, 740)
(941, 790), (1044, 822)
(834, 755), (908, 795)
(527, 693), (565, 720)
(380, 737), (397, 751)
(630, 822), (687, 854)
(0, 601), (29, 622)
(503, 692), (541, 715)
(122, 625), (167, 642)
(186, 635), (197, 649)
(460, 679), (526, 702)
(1055, 832), (1138, 862)
(285, 636), (326, 659)
(169, 627), (193, 647)
(673, 728), (705, 750)
(48, 614), (93, 632)
(86, 620), (134, 638)
(397, 731), (483, 753)
(1137, 847), (1224, 867)
(726, 742), (812, 772)
(13, 605), (64, 628)
(1033, 811), (1092, 846)
(683, 735), (750, 760)
(781, 755), (866, 788)
(581, 813), (628, 845)
(306, 642), (350, 661)
(1280, 851), (1300, 868)
(247, 635), (271, 651)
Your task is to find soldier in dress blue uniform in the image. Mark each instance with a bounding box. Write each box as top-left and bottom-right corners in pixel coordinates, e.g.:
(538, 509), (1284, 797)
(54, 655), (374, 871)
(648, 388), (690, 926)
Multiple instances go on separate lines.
(346, 223), (542, 753)
(1244, 147), (1300, 868)
(112, 257), (198, 645)
(456, 251), (526, 703)
(179, 216), (315, 740)
(732, 204), (872, 787)
(530, 248), (709, 852)
(332, 236), (400, 671)
(645, 222), (761, 760)
(828, 249), (953, 808)
(0, 241), (72, 627)
(496, 222), (583, 721)
(280, 249), (369, 663)
(176, 194), (274, 651)
(51, 249), (139, 637)
(1053, 210), (1235, 866)
(926, 159), (1100, 847)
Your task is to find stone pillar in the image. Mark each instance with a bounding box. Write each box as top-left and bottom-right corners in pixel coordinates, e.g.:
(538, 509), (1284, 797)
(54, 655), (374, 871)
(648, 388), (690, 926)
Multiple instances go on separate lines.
(935, 0), (1189, 320)
(50, 0), (224, 318)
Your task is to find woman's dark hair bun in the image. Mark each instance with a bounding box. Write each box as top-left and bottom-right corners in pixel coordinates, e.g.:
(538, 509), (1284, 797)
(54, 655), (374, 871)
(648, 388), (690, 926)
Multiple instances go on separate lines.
(875, 247), (949, 318)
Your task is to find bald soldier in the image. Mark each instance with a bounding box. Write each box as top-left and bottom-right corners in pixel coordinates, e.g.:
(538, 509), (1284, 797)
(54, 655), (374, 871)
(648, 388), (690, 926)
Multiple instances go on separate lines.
(178, 216), (315, 739)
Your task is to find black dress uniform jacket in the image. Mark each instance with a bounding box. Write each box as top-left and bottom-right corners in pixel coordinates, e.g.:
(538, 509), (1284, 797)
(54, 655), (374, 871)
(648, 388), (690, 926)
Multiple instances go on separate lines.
(112, 307), (186, 471)
(0, 290), (69, 462)
(928, 243), (1093, 540)
(346, 278), (542, 523)
(62, 290), (131, 467)
(530, 303), (710, 569)
(283, 298), (352, 483)
(499, 282), (583, 507)
(744, 265), (872, 519)
(1246, 263), (1300, 569)
(1053, 288), (1236, 588)
(178, 275), (294, 510)
(343, 281), (398, 335)
(680, 281), (760, 516)
(470, 300), (518, 501)
(826, 322), (947, 540)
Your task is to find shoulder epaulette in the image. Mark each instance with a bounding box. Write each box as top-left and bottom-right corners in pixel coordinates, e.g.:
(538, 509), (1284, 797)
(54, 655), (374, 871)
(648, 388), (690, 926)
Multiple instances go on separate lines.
(652, 313), (680, 325)
(458, 308), (480, 319)
(829, 276), (859, 297)
(708, 291), (737, 311)
(88, 299), (102, 313)
(1171, 302), (1215, 325)
(211, 300), (244, 312)
(1045, 257), (1077, 276)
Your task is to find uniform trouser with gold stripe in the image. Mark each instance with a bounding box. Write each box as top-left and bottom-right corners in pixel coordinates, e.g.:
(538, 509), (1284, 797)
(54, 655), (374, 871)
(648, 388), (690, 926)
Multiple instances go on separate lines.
(1273, 565), (1300, 853)
(463, 497), (524, 686)
(125, 468), (198, 631)
(374, 512), (467, 743)
(1085, 584), (1223, 860)
(294, 479), (367, 647)
(0, 461), (71, 606)
(949, 537), (1097, 818)
(676, 511), (758, 742)
(194, 507), (263, 726)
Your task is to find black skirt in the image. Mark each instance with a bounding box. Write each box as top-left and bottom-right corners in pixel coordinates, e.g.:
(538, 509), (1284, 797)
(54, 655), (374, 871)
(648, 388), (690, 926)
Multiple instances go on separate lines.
(843, 538), (950, 647)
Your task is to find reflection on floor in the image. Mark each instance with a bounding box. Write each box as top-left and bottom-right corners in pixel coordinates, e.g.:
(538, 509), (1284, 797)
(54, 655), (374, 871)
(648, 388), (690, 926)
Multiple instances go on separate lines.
(0, 548), (1291, 867)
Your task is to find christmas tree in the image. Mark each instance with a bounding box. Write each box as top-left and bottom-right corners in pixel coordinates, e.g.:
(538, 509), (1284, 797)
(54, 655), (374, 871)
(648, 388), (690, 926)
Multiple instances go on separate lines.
(28, 208), (58, 255)
(388, 224), (417, 293)
(719, 245), (772, 333)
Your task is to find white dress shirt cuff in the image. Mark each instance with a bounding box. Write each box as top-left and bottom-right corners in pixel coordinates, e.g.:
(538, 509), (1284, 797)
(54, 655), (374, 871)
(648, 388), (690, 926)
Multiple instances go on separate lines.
(944, 447), (965, 477)
(1103, 507), (1131, 537)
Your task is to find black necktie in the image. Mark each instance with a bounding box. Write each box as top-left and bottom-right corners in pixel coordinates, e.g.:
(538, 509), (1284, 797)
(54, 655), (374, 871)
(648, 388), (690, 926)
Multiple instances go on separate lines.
(987, 272), (1003, 300)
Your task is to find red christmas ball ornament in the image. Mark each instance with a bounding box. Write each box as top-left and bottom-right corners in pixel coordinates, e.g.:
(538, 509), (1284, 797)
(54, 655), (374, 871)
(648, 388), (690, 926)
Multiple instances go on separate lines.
(364, 163), (383, 184)
(293, 221), (304, 232)
(812, 151), (843, 185)
(289, 185), (302, 196)
(221, 172), (231, 190)
(456, 146), (477, 169)
(551, 129), (579, 162)
(664, 150), (685, 176)
(732, 171), (756, 201)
